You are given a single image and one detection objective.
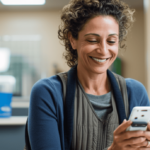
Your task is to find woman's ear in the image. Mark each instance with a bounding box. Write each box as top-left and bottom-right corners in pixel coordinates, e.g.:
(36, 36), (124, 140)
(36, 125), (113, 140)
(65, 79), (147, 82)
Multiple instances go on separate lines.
(68, 32), (77, 50)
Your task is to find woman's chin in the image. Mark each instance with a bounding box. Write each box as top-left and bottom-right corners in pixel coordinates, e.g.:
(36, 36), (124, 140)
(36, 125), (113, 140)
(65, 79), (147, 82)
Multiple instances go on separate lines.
(88, 67), (108, 75)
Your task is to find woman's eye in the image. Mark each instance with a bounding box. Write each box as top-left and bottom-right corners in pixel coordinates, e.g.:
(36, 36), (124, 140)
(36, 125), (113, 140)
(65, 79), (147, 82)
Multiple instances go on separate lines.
(87, 40), (97, 43)
(108, 41), (115, 44)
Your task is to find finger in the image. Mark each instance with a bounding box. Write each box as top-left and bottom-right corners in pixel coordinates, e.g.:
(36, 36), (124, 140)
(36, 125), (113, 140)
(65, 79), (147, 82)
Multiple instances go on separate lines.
(131, 141), (148, 148)
(139, 148), (150, 150)
(123, 146), (139, 150)
(147, 122), (150, 131)
(131, 145), (141, 148)
(146, 140), (150, 148)
(143, 131), (150, 141)
(125, 145), (142, 150)
(119, 137), (146, 147)
(114, 120), (132, 135)
(115, 130), (145, 142)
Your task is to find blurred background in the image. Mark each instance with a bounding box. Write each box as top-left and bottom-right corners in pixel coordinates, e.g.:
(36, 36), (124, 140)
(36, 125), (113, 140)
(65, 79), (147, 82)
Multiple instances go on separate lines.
(0, 0), (150, 149)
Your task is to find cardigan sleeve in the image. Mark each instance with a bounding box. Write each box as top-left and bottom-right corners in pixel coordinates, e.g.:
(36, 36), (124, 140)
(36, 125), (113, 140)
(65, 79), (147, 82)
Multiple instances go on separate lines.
(28, 76), (64, 150)
(125, 78), (150, 114)
(102, 79), (150, 150)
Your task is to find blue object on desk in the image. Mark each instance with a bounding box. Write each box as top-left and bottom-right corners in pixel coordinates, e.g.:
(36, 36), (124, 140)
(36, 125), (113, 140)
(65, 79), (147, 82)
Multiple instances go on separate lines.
(0, 92), (12, 118)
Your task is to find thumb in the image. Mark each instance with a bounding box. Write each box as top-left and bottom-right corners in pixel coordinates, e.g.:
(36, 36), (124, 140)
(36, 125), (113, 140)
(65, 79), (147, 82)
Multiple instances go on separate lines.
(147, 122), (150, 131)
(114, 120), (132, 135)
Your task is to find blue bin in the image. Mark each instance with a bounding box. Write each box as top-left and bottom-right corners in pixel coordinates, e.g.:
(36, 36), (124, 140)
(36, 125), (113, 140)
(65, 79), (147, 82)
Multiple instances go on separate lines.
(0, 92), (12, 118)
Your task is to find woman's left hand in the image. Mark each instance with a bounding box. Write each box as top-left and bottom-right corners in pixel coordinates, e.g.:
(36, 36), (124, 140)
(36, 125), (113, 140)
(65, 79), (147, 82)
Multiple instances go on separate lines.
(131, 122), (150, 148)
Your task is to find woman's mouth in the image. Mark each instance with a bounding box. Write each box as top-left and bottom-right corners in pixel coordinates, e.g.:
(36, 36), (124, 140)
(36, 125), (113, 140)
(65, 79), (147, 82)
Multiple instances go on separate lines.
(90, 56), (109, 63)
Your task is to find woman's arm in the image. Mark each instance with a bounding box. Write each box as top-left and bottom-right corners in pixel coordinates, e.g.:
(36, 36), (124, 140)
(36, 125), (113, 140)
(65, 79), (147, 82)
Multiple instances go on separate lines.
(28, 76), (64, 150)
(106, 79), (150, 150)
(103, 79), (150, 150)
(126, 78), (150, 111)
(108, 120), (149, 150)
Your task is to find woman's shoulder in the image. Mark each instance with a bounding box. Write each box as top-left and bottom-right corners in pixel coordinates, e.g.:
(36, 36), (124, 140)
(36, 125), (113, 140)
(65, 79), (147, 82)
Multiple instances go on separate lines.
(30, 75), (63, 106)
(125, 78), (146, 91)
(32, 75), (62, 93)
(125, 78), (150, 106)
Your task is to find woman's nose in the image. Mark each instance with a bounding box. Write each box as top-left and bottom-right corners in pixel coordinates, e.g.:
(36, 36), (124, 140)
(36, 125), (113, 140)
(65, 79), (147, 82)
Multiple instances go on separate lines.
(96, 41), (108, 55)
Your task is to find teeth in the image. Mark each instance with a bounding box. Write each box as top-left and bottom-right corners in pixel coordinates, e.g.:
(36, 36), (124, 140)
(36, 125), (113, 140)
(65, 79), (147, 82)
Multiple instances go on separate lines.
(91, 57), (107, 62)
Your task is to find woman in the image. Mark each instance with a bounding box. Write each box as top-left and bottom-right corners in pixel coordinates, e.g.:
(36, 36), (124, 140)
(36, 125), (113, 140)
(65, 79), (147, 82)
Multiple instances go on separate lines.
(27, 0), (150, 149)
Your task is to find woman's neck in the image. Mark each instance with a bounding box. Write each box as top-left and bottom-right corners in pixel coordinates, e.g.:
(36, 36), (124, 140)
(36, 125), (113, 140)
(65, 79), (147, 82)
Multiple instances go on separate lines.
(77, 65), (111, 96)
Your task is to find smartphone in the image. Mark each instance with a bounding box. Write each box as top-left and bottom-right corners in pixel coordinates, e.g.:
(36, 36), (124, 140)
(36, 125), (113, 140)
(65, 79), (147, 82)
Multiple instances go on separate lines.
(126, 107), (150, 131)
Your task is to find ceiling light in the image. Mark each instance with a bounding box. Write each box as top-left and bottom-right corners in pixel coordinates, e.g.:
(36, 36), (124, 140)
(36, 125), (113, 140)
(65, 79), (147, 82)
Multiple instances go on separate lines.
(1, 0), (45, 5)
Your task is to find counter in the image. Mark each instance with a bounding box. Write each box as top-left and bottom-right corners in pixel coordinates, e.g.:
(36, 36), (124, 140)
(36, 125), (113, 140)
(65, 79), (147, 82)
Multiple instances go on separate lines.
(0, 116), (27, 125)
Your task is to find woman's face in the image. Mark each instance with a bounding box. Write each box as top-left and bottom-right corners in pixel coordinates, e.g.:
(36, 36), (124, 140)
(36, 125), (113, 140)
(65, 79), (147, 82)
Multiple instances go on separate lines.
(71, 15), (119, 74)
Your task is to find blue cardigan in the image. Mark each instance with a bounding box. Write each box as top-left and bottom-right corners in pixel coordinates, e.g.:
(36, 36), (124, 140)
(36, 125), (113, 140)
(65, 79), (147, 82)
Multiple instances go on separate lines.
(28, 69), (150, 150)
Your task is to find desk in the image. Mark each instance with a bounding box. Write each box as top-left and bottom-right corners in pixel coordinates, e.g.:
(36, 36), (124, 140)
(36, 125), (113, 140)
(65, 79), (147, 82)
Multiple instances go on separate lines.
(0, 116), (27, 125)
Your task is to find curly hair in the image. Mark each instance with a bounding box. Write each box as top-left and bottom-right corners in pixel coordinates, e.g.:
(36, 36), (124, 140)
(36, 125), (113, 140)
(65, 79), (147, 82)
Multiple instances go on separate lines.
(58, 0), (135, 67)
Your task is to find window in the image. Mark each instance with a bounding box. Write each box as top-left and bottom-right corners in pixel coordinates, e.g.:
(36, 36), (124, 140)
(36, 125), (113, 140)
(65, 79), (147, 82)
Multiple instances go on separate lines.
(0, 35), (42, 97)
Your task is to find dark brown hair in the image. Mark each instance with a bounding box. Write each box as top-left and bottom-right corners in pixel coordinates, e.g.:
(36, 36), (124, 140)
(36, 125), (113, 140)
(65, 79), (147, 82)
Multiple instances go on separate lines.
(58, 0), (135, 67)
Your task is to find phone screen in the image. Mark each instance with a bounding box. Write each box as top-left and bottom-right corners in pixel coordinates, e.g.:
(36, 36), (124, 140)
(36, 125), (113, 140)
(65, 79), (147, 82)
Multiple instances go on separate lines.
(131, 122), (147, 127)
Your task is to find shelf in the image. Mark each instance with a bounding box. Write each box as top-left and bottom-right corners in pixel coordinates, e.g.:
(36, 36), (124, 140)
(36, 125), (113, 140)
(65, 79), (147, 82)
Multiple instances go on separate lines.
(0, 116), (27, 125)
(12, 96), (30, 108)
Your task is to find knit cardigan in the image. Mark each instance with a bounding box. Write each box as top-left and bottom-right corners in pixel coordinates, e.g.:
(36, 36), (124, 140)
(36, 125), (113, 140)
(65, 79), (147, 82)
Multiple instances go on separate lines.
(28, 66), (150, 150)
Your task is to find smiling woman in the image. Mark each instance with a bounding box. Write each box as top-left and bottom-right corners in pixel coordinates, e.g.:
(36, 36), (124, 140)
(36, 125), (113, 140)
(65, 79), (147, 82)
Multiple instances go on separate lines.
(68, 16), (119, 91)
(58, 0), (135, 68)
(26, 0), (150, 150)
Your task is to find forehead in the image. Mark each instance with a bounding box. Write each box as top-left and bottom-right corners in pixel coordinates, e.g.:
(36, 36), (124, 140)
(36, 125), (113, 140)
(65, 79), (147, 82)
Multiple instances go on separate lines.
(80, 15), (119, 35)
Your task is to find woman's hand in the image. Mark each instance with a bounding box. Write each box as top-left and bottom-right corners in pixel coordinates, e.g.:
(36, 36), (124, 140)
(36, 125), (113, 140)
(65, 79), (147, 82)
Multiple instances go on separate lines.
(108, 120), (150, 150)
(131, 122), (150, 148)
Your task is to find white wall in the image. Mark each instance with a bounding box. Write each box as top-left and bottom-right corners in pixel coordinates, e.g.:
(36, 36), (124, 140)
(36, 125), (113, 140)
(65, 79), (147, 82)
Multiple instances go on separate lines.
(144, 0), (150, 96)
(118, 8), (146, 88)
(0, 10), (69, 77)
(0, 9), (146, 88)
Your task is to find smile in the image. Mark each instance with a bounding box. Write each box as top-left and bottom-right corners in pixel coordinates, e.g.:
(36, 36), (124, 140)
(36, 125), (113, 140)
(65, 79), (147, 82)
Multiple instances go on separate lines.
(90, 57), (108, 63)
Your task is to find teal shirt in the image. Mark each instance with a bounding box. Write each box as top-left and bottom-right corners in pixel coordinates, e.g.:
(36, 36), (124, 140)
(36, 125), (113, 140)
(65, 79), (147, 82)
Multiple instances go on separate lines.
(86, 92), (112, 120)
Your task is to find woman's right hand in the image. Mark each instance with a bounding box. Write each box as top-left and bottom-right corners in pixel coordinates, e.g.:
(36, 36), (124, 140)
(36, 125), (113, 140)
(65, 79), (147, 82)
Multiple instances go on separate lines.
(108, 120), (148, 150)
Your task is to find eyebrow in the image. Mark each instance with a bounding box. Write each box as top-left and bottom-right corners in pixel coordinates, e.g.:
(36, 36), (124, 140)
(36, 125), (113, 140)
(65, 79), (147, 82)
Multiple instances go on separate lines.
(108, 34), (118, 37)
(84, 33), (118, 37)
